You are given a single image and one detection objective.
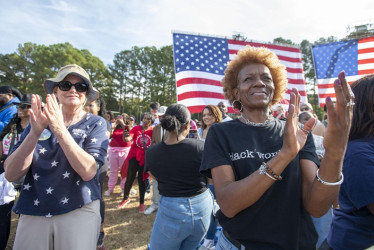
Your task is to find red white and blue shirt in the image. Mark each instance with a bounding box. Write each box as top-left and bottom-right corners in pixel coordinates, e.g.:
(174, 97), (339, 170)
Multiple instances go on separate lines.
(11, 113), (109, 217)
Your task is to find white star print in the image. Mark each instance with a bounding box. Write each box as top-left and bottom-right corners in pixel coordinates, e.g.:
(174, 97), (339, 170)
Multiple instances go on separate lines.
(45, 213), (53, 218)
(34, 199), (40, 206)
(92, 153), (99, 157)
(98, 121), (103, 126)
(39, 147), (47, 154)
(62, 171), (70, 179)
(91, 138), (98, 143)
(76, 180), (80, 186)
(46, 187), (53, 194)
(61, 197), (69, 204)
(33, 173), (40, 181)
(51, 160), (58, 167)
(23, 183), (31, 190)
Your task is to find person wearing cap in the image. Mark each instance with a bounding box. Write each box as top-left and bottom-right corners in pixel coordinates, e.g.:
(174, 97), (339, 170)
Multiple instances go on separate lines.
(0, 93), (32, 249)
(143, 106), (168, 215)
(4, 64), (109, 250)
(0, 94), (33, 174)
(0, 86), (22, 134)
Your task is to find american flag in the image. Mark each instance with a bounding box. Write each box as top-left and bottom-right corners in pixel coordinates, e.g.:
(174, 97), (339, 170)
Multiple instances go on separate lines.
(312, 36), (374, 107)
(172, 32), (307, 114)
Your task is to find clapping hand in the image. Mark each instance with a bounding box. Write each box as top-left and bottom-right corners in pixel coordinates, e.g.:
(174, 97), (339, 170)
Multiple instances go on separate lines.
(29, 94), (48, 137)
(282, 88), (316, 158)
(323, 71), (353, 157)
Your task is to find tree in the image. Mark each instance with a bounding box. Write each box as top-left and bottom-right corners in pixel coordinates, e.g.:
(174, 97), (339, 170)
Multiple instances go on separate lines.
(0, 42), (109, 100)
(109, 45), (175, 116)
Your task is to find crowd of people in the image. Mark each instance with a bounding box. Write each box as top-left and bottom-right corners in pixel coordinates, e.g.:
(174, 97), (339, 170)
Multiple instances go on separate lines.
(1, 44), (374, 250)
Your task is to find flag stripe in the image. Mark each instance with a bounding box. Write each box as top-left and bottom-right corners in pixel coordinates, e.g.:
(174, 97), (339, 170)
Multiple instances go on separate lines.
(359, 69), (374, 74)
(358, 58), (374, 64)
(176, 78), (222, 88)
(358, 47), (374, 54)
(177, 83), (223, 95)
(228, 39), (302, 53)
(178, 91), (225, 101)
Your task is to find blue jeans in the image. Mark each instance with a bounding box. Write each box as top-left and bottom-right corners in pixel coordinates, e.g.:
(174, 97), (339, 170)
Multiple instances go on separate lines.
(215, 230), (245, 250)
(311, 206), (333, 248)
(206, 183), (218, 240)
(149, 189), (213, 250)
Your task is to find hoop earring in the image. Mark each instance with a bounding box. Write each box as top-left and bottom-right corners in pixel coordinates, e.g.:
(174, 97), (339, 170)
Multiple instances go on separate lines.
(231, 100), (243, 112)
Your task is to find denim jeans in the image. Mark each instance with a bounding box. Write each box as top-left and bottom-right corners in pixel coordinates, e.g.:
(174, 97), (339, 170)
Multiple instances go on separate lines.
(215, 230), (245, 250)
(206, 183), (217, 240)
(149, 189), (213, 250)
(311, 206), (333, 248)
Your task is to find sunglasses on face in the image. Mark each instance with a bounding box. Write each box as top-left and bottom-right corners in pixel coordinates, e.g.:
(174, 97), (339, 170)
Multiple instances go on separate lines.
(300, 108), (310, 112)
(18, 104), (31, 109)
(58, 81), (88, 92)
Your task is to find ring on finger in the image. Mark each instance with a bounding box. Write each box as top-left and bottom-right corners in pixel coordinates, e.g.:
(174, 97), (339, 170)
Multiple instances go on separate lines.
(301, 128), (310, 134)
(346, 100), (355, 107)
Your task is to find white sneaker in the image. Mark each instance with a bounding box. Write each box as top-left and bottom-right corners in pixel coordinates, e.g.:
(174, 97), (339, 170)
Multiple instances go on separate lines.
(145, 192), (151, 199)
(130, 188), (137, 196)
(144, 204), (158, 215)
(104, 190), (112, 196)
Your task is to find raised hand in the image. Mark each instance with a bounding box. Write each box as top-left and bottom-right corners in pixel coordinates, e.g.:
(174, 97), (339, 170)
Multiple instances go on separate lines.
(29, 94), (48, 137)
(282, 88), (316, 158)
(43, 94), (66, 134)
(323, 71), (353, 157)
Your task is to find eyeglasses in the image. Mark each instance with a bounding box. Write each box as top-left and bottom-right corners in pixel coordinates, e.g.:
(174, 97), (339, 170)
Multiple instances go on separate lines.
(58, 81), (88, 92)
(18, 104), (31, 109)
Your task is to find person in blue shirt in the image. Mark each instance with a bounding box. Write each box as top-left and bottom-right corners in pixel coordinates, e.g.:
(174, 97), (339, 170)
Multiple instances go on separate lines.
(4, 64), (109, 250)
(327, 74), (374, 249)
(0, 86), (22, 134)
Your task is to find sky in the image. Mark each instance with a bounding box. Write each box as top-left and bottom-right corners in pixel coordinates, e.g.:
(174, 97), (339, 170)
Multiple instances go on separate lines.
(1, 0), (373, 66)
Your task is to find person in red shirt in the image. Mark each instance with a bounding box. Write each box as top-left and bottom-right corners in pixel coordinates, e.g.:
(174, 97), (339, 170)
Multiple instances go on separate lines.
(117, 112), (154, 213)
(104, 114), (132, 196)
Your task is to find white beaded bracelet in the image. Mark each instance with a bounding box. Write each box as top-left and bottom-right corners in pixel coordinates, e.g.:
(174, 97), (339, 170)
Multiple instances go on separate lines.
(315, 169), (344, 186)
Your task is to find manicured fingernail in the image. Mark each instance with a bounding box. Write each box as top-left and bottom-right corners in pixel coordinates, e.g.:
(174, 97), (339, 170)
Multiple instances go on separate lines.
(339, 71), (345, 78)
(335, 79), (341, 85)
(326, 96), (332, 102)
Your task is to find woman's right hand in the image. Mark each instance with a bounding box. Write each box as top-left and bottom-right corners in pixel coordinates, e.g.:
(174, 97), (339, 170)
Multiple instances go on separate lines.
(281, 89), (316, 159)
(29, 95), (48, 138)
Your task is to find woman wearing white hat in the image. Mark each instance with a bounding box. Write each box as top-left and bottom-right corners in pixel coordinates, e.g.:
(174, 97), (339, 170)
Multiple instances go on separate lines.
(4, 64), (109, 250)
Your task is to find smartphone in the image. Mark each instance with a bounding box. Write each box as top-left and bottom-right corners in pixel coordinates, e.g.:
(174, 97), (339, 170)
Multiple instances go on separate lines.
(187, 129), (198, 139)
(124, 125), (130, 132)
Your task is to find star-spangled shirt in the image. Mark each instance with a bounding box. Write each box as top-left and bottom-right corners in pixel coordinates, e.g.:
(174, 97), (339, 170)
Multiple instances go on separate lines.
(10, 113), (109, 216)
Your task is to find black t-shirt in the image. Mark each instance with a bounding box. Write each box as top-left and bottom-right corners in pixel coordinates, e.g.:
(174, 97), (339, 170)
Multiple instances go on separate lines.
(145, 138), (207, 197)
(200, 119), (319, 250)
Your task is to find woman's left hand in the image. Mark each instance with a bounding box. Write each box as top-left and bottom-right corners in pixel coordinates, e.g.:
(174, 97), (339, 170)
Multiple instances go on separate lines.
(281, 88), (316, 158)
(323, 71), (353, 158)
(43, 94), (66, 134)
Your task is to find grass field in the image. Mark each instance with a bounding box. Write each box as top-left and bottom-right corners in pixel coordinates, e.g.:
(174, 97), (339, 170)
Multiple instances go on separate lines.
(6, 177), (156, 250)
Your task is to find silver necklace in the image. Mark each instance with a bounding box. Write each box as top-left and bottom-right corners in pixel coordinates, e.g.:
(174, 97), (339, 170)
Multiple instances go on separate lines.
(239, 115), (273, 127)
